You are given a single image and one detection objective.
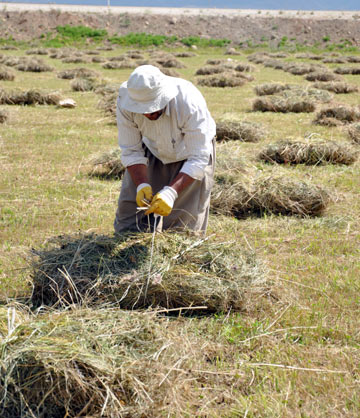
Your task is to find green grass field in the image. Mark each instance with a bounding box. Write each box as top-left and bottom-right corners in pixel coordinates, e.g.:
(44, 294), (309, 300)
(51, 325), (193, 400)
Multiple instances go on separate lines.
(0, 38), (360, 417)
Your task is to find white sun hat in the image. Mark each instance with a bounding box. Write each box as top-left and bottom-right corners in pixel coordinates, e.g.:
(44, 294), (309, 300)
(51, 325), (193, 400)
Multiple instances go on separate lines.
(118, 65), (178, 114)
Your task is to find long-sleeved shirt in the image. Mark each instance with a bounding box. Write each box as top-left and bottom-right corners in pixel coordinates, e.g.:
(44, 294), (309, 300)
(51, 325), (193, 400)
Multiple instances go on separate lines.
(116, 77), (216, 181)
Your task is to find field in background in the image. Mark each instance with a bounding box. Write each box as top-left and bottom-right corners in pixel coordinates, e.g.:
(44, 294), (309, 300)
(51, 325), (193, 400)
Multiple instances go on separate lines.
(0, 36), (360, 416)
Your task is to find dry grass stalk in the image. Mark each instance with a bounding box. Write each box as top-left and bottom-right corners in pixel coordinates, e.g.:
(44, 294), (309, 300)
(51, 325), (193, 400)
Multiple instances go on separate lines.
(312, 81), (358, 94)
(15, 58), (53, 72)
(70, 77), (96, 92)
(212, 173), (330, 217)
(216, 120), (266, 142)
(197, 72), (247, 88)
(0, 89), (62, 105)
(334, 66), (360, 74)
(259, 140), (358, 165)
(254, 83), (296, 96)
(0, 108), (9, 123)
(313, 104), (360, 126)
(348, 122), (360, 144)
(29, 231), (267, 311)
(57, 67), (99, 80)
(87, 148), (125, 178)
(0, 65), (15, 81)
(304, 71), (341, 82)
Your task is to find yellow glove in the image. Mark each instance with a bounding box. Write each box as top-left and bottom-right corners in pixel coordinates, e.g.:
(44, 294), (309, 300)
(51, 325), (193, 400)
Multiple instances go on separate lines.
(136, 183), (153, 208)
(145, 186), (178, 217)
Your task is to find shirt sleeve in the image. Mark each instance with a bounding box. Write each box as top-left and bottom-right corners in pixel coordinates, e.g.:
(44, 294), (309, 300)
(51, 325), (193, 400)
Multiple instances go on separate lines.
(116, 98), (148, 167)
(178, 87), (216, 180)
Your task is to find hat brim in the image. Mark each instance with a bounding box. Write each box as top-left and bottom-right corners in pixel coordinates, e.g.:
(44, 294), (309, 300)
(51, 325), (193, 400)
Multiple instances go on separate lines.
(118, 75), (178, 114)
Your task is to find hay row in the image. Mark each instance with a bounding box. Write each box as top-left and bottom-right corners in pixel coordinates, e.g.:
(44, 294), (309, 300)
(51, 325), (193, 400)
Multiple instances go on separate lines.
(216, 120), (266, 142)
(0, 89), (62, 105)
(211, 174), (330, 218)
(30, 231), (267, 310)
(258, 140), (358, 165)
(313, 104), (360, 126)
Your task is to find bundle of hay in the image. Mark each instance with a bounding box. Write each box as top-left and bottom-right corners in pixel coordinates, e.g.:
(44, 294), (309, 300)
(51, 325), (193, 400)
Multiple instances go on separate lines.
(268, 52), (288, 58)
(259, 140), (358, 165)
(62, 56), (88, 64)
(98, 92), (117, 122)
(26, 48), (48, 55)
(94, 84), (118, 96)
(30, 231), (266, 310)
(0, 56), (22, 67)
(109, 55), (128, 61)
(174, 51), (197, 57)
(247, 52), (269, 64)
(254, 83), (296, 96)
(346, 56), (360, 63)
(0, 89), (62, 106)
(155, 57), (186, 69)
(0, 65), (15, 81)
(280, 87), (333, 103)
(263, 59), (286, 70)
(304, 71), (341, 82)
(313, 104), (360, 126)
(348, 122), (360, 143)
(87, 148), (125, 178)
(126, 52), (144, 59)
(235, 63), (255, 72)
(195, 65), (228, 75)
(211, 174), (330, 218)
(91, 55), (106, 63)
(0, 108), (9, 123)
(85, 49), (100, 55)
(197, 72), (247, 88)
(102, 60), (137, 69)
(159, 67), (181, 77)
(70, 77), (97, 92)
(312, 81), (358, 94)
(225, 47), (241, 55)
(0, 45), (18, 50)
(216, 120), (266, 142)
(334, 66), (360, 75)
(49, 47), (77, 59)
(283, 63), (322, 75)
(253, 95), (316, 113)
(57, 67), (99, 80)
(15, 58), (54, 72)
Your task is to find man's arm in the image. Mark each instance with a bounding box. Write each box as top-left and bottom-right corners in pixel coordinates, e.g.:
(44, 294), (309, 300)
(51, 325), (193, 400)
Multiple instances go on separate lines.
(169, 172), (195, 195)
(127, 164), (149, 187)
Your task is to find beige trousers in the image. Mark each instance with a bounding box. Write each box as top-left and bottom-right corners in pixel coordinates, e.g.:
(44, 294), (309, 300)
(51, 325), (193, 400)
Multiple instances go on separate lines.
(114, 143), (215, 234)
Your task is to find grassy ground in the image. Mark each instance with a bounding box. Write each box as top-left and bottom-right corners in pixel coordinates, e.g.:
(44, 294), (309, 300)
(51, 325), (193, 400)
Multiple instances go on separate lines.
(1, 42), (360, 416)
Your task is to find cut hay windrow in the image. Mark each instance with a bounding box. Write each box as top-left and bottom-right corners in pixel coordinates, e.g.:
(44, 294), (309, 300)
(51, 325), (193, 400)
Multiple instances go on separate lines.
(87, 148), (125, 178)
(334, 66), (360, 75)
(348, 122), (360, 144)
(0, 108), (9, 123)
(0, 56), (23, 67)
(216, 120), (266, 142)
(225, 47), (241, 55)
(70, 77), (97, 92)
(0, 65), (15, 81)
(94, 84), (118, 96)
(85, 49), (100, 55)
(0, 305), (256, 417)
(258, 140), (358, 165)
(15, 58), (54, 72)
(0, 89), (62, 106)
(57, 67), (99, 80)
(313, 104), (360, 126)
(252, 95), (316, 113)
(312, 81), (358, 94)
(254, 83), (297, 96)
(30, 231), (267, 311)
(196, 72), (248, 88)
(304, 71), (341, 82)
(211, 174), (330, 218)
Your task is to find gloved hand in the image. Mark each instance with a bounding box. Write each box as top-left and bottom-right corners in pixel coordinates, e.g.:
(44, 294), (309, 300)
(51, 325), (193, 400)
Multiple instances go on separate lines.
(136, 183), (153, 207)
(145, 186), (178, 217)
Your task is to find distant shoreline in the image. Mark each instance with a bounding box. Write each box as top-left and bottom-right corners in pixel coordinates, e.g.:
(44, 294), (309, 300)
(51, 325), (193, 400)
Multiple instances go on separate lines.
(1, 3), (359, 20)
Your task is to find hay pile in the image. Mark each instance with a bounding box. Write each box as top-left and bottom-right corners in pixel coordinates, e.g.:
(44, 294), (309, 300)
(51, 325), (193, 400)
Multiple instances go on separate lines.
(216, 120), (266, 142)
(313, 104), (360, 126)
(174, 51), (197, 57)
(196, 72), (248, 88)
(30, 231), (266, 310)
(348, 122), (360, 143)
(87, 148), (125, 178)
(234, 63), (255, 72)
(304, 71), (341, 82)
(98, 91), (117, 122)
(195, 65), (228, 75)
(258, 140), (358, 165)
(26, 48), (48, 55)
(247, 52), (269, 64)
(57, 67), (99, 80)
(91, 55), (106, 63)
(62, 56), (88, 64)
(0, 65), (15, 81)
(312, 81), (358, 94)
(211, 174), (330, 218)
(283, 63), (324, 75)
(0, 108), (9, 123)
(70, 77), (97, 92)
(346, 56), (360, 63)
(15, 57), (54, 72)
(0, 89), (62, 106)
(253, 95), (316, 113)
(334, 66), (360, 75)
(254, 83), (296, 96)
(102, 60), (137, 69)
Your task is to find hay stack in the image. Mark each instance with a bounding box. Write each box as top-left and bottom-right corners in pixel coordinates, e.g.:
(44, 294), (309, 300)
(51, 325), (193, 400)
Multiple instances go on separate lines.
(348, 122), (360, 144)
(30, 231), (266, 310)
(313, 104), (360, 126)
(98, 91), (118, 122)
(57, 67), (99, 80)
(346, 56), (360, 63)
(0, 108), (9, 123)
(259, 140), (358, 165)
(280, 87), (333, 103)
(197, 72), (247, 88)
(247, 52), (268, 64)
(253, 95), (316, 113)
(234, 63), (255, 72)
(70, 77), (96, 92)
(15, 58), (54, 72)
(254, 83), (296, 96)
(26, 48), (48, 55)
(304, 71), (341, 82)
(0, 56), (21, 67)
(0, 65), (15, 81)
(62, 56), (88, 64)
(102, 60), (137, 69)
(195, 65), (228, 75)
(0, 89), (62, 105)
(91, 56), (106, 63)
(216, 120), (266, 142)
(334, 66), (360, 75)
(312, 81), (358, 94)
(211, 174), (329, 218)
(87, 148), (125, 178)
